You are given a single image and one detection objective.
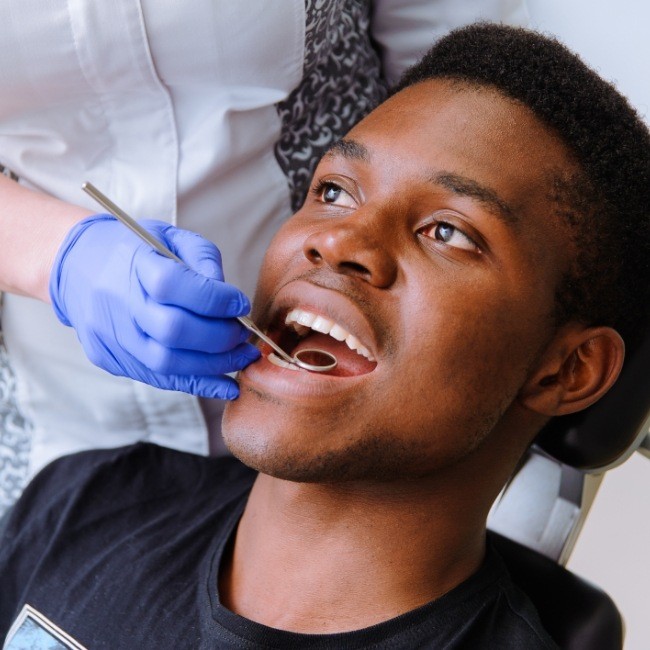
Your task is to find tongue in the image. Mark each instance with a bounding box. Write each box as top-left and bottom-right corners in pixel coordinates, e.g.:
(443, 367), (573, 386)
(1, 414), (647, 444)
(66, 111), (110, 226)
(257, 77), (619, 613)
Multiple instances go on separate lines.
(292, 332), (376, 377)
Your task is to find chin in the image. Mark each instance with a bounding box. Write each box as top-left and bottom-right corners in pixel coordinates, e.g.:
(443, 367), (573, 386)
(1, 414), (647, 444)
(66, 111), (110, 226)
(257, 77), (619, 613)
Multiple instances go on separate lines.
(221, 410), (343, 482)
(222, 401), (449, 484)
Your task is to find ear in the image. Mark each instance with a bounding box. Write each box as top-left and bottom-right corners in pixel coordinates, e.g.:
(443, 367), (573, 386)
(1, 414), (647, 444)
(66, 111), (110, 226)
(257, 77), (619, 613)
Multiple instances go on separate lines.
(518, 325), (625, 417)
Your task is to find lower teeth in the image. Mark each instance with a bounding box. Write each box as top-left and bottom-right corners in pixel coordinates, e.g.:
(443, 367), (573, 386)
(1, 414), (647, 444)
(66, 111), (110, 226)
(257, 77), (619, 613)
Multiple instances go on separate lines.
(267, 352), (301, 371)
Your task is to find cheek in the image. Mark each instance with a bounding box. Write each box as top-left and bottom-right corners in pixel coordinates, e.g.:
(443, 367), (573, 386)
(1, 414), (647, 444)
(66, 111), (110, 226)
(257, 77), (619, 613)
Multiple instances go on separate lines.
(252, 224), (306, 312)
(397, 279), (545, 419)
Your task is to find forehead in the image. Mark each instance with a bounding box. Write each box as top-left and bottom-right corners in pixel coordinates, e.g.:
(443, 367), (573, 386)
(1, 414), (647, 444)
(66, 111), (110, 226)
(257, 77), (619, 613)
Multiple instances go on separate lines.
(351, 78), (563, 153)
(334, 79), (576, 213)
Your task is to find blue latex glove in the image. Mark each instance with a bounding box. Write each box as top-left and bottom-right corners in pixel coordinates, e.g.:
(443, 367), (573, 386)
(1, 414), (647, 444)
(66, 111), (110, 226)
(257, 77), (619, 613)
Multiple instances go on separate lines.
(49, 214), (260, 399)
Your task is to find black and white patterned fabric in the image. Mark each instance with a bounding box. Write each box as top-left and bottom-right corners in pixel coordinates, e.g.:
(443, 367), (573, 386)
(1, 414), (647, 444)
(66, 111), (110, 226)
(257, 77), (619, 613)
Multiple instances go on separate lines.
(0, 163), (18, 182)
(0, 297), (32, 516)
(274, 0), (388, 212)
(0, 165), (32, 515)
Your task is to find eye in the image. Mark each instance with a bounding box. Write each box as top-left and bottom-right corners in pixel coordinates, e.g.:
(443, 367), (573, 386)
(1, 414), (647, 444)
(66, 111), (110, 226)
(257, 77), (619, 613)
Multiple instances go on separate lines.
(312, 180), (357, 208)
(420, 217), (480, 253)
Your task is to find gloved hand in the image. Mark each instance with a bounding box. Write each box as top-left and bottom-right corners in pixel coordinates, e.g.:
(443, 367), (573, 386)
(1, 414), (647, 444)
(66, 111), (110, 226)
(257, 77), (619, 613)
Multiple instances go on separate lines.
(49, 214), (260, 399)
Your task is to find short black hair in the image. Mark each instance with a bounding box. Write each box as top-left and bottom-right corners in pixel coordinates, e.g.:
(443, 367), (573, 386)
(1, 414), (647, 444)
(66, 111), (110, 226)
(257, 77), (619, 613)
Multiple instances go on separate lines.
(397, 23), (650, 352)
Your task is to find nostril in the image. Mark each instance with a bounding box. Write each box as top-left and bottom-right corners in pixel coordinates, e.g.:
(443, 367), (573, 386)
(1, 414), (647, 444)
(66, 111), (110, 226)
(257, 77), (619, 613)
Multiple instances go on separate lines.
(339, 261), (370, 277)
(306, 248), (322, 263)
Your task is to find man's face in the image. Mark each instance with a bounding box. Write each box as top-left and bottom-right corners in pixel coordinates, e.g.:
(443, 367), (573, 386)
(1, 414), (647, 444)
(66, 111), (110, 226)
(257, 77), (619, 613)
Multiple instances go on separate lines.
(223, 79), (576, 482)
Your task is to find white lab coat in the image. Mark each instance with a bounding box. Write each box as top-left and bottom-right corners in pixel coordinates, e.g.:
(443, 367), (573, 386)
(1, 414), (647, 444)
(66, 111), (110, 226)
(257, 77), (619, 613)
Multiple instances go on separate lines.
(0, 0), (528, 495)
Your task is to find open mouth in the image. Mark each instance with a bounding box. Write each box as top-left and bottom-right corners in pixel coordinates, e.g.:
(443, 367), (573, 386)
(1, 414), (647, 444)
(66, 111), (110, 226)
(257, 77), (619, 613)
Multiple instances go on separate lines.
(263, 308), (378, 377)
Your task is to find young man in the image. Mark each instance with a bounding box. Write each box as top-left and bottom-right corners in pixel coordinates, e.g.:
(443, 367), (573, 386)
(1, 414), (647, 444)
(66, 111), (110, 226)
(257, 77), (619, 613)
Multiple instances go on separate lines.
(1, 24), (648, 649)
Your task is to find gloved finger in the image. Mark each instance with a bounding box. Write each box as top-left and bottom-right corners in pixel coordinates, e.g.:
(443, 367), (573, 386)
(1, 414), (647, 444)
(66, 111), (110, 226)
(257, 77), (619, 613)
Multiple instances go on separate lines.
(135, 247), (251, 318)
(151, 223), (225, 281)
(132, 295), (250, 353)
(148, 371), (243, 400)
(118, 323), (260, 376)
(88, 334), (245, 399)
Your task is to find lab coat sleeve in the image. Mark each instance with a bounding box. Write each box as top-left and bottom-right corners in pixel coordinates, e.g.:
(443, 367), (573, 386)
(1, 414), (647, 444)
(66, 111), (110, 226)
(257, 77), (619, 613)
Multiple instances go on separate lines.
(370, 0), (530, 86)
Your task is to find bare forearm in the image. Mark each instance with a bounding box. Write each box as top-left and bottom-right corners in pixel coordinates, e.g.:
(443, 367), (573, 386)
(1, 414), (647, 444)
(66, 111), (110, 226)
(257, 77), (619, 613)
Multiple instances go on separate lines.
(0, 175), (92, 302)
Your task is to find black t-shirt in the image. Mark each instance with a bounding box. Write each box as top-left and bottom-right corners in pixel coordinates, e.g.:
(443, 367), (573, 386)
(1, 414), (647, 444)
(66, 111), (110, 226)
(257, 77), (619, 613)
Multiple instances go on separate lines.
(0, 443), (557, 649)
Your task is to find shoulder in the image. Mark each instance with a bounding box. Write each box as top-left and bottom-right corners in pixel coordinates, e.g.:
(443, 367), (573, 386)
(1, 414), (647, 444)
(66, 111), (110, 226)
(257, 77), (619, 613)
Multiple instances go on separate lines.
(413, 542), (558, 649)
(0, 444), (254, 638)
(2, 443), (255, 542)
(374, 541), (558, 649)
(481, 549), (559, 649)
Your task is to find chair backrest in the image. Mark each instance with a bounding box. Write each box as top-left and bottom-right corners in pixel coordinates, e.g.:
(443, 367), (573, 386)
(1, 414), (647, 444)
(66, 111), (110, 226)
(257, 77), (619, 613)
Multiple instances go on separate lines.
(491, 532), (624, 650)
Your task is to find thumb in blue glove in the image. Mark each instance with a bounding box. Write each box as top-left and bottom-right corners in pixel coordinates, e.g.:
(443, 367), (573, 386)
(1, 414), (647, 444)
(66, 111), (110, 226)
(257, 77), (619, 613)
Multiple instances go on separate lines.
(49, 214), (260, 399)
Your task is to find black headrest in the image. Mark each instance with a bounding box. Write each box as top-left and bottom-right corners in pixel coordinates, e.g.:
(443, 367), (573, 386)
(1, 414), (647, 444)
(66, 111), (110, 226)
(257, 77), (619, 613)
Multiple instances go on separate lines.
(534, 333), (650, 471)
(491, 531), (623, 649)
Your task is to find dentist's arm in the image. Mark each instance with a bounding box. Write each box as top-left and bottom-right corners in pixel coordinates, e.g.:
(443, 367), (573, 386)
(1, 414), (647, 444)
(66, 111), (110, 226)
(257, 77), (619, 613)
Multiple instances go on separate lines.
(0, 173), (86, 300)
(0, 176), (259, 399)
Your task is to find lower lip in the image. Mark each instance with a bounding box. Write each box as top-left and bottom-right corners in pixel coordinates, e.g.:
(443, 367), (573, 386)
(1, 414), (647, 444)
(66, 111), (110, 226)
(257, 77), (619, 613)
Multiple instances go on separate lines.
(240, 353), (370, 401)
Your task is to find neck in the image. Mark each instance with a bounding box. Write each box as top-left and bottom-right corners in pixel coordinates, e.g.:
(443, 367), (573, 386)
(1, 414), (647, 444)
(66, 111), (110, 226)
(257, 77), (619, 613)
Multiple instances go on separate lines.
(220, 466), (494, 634)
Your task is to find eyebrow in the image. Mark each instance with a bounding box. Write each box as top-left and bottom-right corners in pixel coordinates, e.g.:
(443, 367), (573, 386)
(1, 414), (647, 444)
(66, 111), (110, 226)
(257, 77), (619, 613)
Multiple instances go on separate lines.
(325, 138), (370, 162)
(431, 172), (518, 225)
(325, 139), (517, 225)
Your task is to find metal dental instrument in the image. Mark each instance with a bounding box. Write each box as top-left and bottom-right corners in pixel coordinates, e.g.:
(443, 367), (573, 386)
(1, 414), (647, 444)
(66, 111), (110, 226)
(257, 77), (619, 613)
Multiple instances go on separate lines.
(81, 182), (338, 373)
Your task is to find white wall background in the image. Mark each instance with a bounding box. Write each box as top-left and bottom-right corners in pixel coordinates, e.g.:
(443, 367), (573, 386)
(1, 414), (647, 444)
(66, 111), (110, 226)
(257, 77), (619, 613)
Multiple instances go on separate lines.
(524, 2), (650, 649)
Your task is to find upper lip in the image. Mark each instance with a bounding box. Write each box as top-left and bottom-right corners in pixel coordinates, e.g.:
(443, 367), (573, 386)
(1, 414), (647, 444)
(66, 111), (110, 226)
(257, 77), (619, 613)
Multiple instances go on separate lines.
(256, 280), (382, 362)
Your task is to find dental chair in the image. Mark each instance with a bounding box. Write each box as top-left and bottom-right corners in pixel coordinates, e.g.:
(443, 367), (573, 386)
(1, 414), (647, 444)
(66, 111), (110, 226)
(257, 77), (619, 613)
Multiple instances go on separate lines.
(487, 334), (650, 649)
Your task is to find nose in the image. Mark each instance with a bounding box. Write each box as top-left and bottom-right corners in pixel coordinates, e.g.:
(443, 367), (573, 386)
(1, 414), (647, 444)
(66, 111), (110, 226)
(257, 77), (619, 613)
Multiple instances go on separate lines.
(303, 218), (398, 288)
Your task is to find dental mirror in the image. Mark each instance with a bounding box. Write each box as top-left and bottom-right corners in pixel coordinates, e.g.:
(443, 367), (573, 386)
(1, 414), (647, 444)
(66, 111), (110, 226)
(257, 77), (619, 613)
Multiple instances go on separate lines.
(236, 316), (337, 372)
(81, 182), (338, 373)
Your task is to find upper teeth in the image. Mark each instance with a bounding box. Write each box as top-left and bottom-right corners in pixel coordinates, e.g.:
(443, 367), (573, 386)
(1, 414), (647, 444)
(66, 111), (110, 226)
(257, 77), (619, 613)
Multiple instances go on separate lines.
(285, 309), (375, 362)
